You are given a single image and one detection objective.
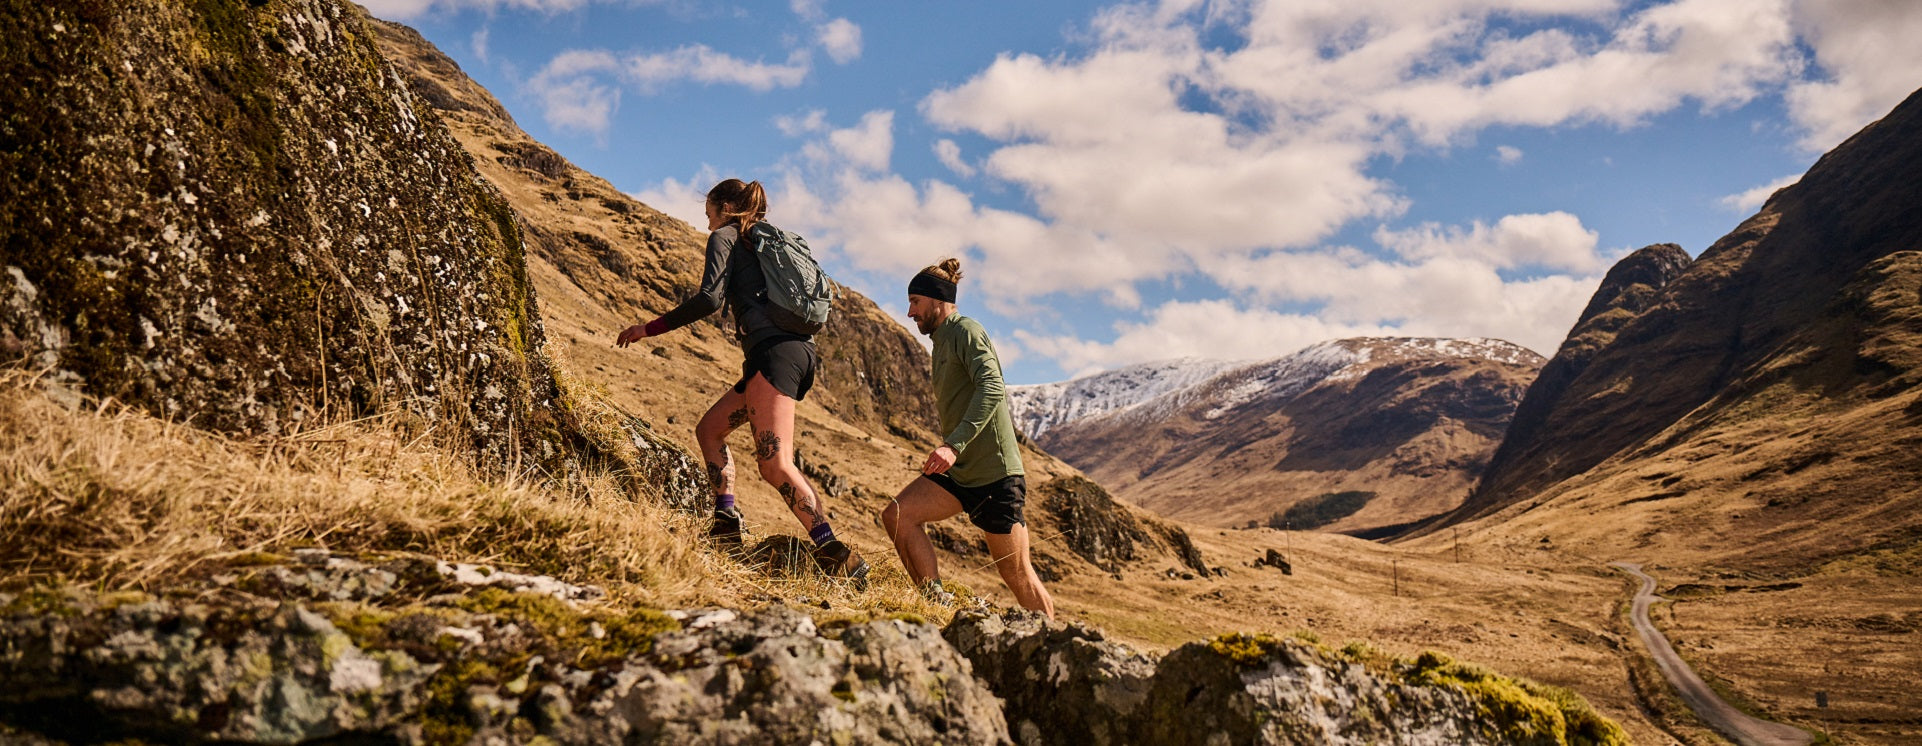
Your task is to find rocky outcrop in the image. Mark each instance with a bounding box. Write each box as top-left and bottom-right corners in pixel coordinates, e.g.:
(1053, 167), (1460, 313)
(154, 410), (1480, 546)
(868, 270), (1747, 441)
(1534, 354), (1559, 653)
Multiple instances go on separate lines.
(943, 611), (1626, 745)
(0, 557), (1010, 745)
(0, 0), (704, 505)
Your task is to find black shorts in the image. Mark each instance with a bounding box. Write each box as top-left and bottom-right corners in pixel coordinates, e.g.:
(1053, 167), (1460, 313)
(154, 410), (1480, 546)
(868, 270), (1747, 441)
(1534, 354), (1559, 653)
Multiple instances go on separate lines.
(924, 472), (1026, 535)
(733, 337), (816, 401)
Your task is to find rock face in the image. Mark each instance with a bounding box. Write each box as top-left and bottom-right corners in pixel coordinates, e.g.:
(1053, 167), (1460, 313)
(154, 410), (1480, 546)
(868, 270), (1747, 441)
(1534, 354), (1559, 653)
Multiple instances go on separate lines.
(1445, 244), (1693, 525)
(943, 611), (1626, 745)
(1017, 339), (1543, 531)
(0, 1), (703, 502)
(0, 561), (1010, 746)
(1420, 88), (1922, 567)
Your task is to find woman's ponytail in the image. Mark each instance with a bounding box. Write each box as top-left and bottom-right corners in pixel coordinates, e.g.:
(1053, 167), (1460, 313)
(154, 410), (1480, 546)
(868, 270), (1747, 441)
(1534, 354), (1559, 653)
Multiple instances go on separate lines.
(706, 178), (769, 235)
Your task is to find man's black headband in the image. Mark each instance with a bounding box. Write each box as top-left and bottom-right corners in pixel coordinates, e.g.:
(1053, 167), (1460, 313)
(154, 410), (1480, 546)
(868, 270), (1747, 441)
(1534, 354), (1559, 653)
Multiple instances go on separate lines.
(908, 271), (957, 303)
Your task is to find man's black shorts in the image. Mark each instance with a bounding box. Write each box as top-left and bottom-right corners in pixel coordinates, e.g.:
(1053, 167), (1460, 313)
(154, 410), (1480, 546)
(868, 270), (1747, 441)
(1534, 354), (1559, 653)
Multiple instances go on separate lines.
(924, 472), (1026, 535)
(733, 336), (816, 401)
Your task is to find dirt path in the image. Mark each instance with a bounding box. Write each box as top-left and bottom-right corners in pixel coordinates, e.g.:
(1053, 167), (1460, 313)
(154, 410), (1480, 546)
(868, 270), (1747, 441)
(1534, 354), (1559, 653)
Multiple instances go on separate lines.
(1611, 562), (1812, 746)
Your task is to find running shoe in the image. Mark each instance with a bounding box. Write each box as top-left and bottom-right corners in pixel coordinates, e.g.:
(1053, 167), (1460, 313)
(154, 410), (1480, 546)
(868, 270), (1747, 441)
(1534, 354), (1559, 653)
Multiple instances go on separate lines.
(707, 506), (745, 552)
(919, 578), (956, 606)
(812, 539), (871, 591)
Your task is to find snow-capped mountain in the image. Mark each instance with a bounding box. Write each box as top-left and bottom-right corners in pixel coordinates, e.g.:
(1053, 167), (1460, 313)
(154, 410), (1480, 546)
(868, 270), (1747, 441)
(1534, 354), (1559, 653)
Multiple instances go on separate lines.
(1015, 337), (1546, 532)
(1009, 358), (1245, 439)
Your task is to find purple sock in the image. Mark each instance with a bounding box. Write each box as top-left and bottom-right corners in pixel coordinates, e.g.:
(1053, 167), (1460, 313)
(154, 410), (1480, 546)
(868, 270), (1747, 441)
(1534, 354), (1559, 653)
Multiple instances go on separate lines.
(714, 493), (735, 512)
(809, 522), (837, 547)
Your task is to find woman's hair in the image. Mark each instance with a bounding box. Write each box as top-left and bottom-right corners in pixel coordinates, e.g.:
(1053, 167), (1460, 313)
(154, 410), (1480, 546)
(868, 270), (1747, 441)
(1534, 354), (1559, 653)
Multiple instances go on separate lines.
(706, 179), (768, 235)
(920, 257), (964, 285)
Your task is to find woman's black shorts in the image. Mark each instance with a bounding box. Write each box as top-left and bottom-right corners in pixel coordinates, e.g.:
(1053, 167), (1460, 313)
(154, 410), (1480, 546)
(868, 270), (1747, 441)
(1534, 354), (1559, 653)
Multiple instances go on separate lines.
(924, 472), (1027, 535)
(734, 336), (817, 401)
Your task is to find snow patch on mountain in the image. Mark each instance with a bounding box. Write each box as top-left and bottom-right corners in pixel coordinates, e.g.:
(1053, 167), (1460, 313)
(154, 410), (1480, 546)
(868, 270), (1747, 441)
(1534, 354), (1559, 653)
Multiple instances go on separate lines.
(1011, 338), (1543, 438)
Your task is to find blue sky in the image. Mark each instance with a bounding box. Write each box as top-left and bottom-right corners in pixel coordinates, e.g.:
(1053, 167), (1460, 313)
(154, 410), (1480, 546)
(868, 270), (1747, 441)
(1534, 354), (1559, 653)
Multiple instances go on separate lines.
(366, 0), (1922, 385)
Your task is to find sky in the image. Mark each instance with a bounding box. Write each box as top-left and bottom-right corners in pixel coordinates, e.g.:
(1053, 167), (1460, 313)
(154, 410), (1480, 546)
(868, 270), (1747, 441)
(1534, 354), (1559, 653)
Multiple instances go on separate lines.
(363, 0), (1922, 385)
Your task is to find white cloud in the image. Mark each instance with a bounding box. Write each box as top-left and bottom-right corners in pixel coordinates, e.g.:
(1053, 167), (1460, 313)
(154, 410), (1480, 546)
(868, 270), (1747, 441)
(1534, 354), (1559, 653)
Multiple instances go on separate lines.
(359, 0), (599, 21)
(1012, 300), (1398, 378)
(528, 50), (622, 134)
(817, 18), (863, 64)
(621, 45), (810, 92)
(1717, 173), (1802, 213)
(933, 139), (975, 177)
(471, 26), (491, 64)
(1495, 145), (1523, 164)
(630, 166), (720, 230)
(823, 111), (894, 172)
(1372, 212), (1602, 272)
(775, 109), (829, 136)
(1785, 0), (1922, 151)
(527, 45), (811, 136)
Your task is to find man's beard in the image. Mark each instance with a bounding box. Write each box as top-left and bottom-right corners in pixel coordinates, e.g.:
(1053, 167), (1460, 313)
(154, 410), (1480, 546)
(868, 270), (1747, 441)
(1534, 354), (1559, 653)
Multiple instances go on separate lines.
(916, 316), (939, 335)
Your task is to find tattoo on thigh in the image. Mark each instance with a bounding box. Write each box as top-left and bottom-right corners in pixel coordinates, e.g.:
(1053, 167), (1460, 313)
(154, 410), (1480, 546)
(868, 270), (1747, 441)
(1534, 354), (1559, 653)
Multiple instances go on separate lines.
(726, 406), (749, 429)
(756, 430), (781, 462)
(779, 482), (823, 527)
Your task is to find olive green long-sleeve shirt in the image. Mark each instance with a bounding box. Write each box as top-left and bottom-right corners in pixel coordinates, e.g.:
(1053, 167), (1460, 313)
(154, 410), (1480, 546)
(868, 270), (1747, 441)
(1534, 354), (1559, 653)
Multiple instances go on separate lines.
(932, 314), (1025, 487)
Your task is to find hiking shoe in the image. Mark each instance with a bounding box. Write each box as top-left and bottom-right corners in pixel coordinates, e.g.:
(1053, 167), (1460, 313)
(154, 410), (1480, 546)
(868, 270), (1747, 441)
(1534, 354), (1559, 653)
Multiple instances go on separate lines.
(707, 506), (745, 552)
(919, 578), (955, 606)
(812, 539), (870, 591)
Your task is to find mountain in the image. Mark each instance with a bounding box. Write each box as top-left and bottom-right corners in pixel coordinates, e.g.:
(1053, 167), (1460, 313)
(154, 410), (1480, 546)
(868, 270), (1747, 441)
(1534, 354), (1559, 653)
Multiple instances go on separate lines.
(1016, 338), (1544, 531)
(1414, 86), (1922, 572)
(1010, 358), (1247, 440)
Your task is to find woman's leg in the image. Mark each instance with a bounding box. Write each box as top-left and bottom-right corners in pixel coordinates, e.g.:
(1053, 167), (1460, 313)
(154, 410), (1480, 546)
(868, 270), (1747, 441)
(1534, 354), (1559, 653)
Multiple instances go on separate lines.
(693, 387), (750, 500)
(742, 373), (827, 531)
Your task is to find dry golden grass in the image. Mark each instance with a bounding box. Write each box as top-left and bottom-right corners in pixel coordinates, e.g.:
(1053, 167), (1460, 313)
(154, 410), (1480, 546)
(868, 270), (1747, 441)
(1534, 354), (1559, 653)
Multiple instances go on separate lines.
(0, 368), (950, 622)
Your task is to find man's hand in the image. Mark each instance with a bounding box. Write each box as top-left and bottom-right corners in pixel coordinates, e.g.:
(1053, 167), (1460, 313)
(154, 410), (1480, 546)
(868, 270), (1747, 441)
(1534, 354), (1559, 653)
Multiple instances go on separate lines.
(922, 445), (958, 475)
(615, 324), (648, 348)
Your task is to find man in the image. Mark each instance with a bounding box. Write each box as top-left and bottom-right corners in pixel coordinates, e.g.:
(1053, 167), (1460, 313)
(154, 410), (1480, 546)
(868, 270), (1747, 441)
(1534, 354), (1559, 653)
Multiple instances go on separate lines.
(881, 258), (1055, 619)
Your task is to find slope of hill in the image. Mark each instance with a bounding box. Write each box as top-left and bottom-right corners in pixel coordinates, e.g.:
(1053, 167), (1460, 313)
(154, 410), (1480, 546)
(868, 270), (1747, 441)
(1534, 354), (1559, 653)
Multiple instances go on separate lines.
(1400, 88), (1922, 742)
(1023, 338), (1543, 531)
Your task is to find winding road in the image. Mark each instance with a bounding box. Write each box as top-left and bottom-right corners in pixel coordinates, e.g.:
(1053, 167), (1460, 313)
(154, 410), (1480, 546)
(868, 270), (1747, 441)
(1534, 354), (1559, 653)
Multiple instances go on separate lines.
(1611, 562), (1812, 746)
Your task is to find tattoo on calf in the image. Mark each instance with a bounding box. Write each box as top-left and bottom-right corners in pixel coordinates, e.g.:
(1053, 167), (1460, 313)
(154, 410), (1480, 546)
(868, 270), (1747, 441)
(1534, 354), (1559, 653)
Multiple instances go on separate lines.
(779, 482), (824, 527)
(705, 462), (726, 491)
(756, 430), (781, 462)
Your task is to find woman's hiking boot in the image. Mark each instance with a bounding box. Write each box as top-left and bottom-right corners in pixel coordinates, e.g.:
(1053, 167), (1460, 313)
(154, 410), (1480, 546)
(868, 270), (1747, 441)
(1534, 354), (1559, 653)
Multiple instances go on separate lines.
(812, 539), (870, 591)
(706, 506), (745, 553)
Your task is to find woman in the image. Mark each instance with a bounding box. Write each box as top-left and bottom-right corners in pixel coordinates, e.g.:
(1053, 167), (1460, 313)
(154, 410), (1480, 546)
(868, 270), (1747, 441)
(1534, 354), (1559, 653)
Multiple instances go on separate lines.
(615, 179), (868, 587)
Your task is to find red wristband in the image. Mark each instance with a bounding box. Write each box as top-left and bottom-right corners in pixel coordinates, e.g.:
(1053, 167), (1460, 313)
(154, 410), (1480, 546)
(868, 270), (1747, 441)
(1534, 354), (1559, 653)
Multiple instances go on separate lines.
(643, 318), (669, 337)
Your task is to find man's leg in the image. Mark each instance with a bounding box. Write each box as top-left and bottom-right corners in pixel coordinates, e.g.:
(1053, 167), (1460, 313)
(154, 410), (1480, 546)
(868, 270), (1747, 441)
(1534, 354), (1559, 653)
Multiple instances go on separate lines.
(881, 477), (964, 586)
(984, 525), (1056, 620)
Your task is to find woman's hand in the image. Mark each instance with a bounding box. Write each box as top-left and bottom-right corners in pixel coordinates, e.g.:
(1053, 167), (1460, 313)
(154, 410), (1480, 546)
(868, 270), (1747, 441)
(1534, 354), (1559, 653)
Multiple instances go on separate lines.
(615, 324), (649, 347)
(922, 445), (958, 475)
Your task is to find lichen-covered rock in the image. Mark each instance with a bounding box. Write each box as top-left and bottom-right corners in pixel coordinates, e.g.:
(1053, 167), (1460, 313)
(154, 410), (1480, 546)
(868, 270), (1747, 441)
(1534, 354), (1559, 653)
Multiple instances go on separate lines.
(0, 0), (705, 507)
(941, 610), (1156, 746)
(0, 593), (434, 743)
(1, 575), (1012, 745)
(580, 607), (1009, 745)
(944, 611), (1626, 746)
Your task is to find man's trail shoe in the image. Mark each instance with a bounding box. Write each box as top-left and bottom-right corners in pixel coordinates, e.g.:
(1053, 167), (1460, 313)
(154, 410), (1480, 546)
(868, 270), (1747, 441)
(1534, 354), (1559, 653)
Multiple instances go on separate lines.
(707, 506), (745, 552)
(919, 578), (955, 606)
(812, 539), (871, 591)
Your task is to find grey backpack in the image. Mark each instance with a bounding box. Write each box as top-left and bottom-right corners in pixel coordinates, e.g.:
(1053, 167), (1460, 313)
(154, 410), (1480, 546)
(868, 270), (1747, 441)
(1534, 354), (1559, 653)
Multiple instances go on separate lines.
(746, 222), (835, 335)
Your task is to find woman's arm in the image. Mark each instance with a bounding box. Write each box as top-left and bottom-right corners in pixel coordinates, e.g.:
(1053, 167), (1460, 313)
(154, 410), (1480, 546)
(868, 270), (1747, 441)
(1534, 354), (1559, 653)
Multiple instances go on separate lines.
(617, 229), (734, 345)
